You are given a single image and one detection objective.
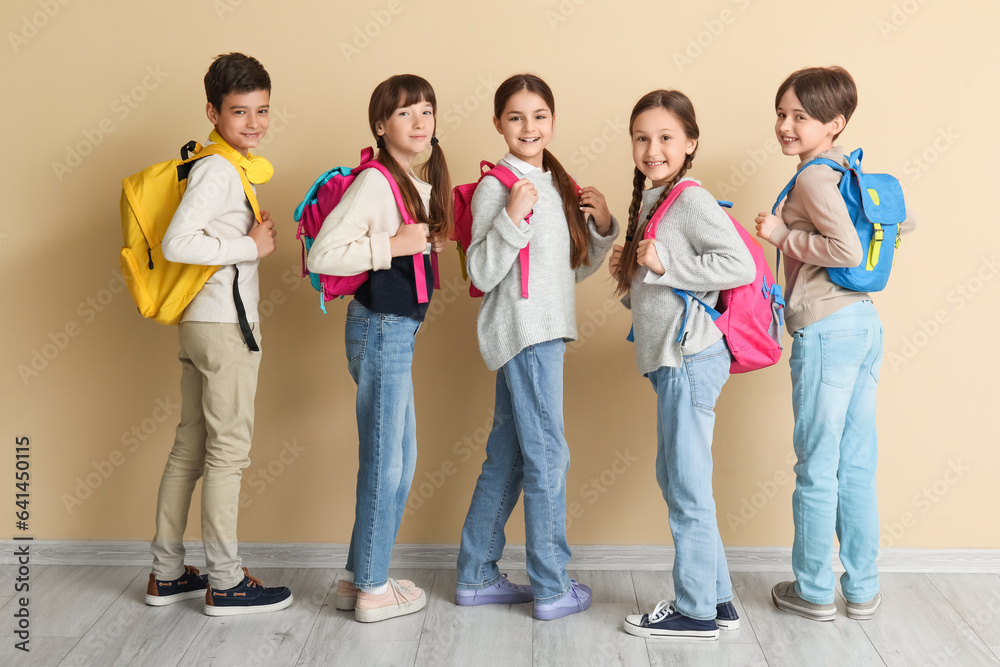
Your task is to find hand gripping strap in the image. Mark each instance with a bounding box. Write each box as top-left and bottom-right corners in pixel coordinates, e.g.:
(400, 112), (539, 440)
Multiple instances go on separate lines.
(355, 157), (432, 303)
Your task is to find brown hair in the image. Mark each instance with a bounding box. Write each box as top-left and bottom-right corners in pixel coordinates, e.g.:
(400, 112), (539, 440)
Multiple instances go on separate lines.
(775, 66), (857, 140)
(204, 53), (270, 112)
(493, 74), (589, 269)
(614, 90), (699, 297)
(368, 74), (453, 241)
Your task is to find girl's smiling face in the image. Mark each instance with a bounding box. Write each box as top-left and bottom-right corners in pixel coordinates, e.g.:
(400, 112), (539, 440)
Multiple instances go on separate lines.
(631, 107), (696, 188)
(494, 90), (553, 169)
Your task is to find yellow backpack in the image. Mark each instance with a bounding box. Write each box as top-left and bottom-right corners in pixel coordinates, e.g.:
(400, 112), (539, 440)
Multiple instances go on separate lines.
(119, 140), (261, 325)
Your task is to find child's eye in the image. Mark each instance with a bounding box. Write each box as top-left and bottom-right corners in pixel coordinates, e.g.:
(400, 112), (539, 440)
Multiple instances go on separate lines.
(535, 114), (547, 120)
(661, 135), (671, 142)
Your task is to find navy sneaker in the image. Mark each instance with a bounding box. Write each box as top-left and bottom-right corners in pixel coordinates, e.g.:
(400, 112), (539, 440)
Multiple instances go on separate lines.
(455, 573), (534, 606)
(533, 580), (592, 621)
(145, 565), (209, 606)
(716, 600), (740, 630)
(204, 567), (293, 616)
(624, 601), (720, 640)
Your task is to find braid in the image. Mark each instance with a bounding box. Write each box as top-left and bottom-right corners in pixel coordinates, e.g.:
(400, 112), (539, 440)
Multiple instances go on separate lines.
(542, 148), (589, 269)
(613, 155), (695, 297)
(422, 142), (453, 240)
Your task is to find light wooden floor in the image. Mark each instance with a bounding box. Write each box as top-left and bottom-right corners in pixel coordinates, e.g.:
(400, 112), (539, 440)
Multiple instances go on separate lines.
(3, 566), (1000, 666)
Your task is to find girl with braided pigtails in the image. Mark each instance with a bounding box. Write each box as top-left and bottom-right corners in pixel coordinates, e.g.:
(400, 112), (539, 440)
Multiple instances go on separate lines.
(610, 90), (754, 641)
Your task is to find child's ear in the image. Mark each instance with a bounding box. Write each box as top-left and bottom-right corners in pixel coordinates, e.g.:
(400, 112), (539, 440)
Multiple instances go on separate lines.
(493, 117), (503, 134)
(828, 114), (846, 137)
(686, 137), (698, 155)
(206, 102), (219, 125)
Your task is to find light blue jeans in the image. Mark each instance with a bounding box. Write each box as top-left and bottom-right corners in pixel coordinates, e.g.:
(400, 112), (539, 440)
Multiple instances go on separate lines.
(649, 339), (734, 621)
(456, 339), (573, 604)
(790, 300), (883, 605)
(344, 299), (421, 589)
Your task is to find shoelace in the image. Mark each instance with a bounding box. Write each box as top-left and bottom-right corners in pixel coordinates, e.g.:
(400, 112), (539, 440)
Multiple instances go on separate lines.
(183, 565), (201, 576)
(389, 578), (415, 603)
(648, 600), (677, 624)
(241, 567), (263, 589)
(497, 574), (520, 591)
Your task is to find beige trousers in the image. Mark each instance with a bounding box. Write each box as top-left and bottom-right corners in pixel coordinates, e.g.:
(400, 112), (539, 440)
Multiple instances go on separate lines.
(150, 322), (261, 590)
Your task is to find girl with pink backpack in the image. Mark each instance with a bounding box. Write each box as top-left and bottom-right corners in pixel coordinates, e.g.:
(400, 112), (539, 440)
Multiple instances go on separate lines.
(305, 74), (452, 623)
(609, 90), (755, 641)
(454, 73), (618, 621)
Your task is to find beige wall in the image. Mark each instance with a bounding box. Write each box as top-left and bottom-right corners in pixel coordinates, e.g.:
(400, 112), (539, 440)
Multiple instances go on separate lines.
(2, 0), (997, 550)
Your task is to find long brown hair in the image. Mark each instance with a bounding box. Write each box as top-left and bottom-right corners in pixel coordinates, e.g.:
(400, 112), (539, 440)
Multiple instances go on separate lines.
(493, 74), (589, 269)
(368, 74), (453, 240)
(614, 90), (700, 297)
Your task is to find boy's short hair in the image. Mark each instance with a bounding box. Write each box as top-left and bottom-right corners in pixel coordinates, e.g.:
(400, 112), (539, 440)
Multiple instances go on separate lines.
(776, 66), (857, 139)
(204, 53), (271, 112)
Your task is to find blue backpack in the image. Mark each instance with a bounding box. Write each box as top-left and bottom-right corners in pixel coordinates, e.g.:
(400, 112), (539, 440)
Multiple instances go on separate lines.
(771, 148), (906, 292)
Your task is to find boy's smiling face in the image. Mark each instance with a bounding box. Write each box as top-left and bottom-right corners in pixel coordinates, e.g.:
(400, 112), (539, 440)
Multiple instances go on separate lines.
(207, 89), (270, 156)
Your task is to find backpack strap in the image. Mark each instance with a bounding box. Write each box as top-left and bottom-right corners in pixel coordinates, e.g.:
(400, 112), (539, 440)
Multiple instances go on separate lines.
(484, 164), (531, 298)
(355, 156), (433, 303)
(642, 180), (701, 240)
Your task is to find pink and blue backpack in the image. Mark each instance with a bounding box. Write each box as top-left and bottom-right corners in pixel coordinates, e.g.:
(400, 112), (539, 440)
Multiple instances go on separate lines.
(636, 180), (784, 374)
(770, 148), (905, 292)
(294, 147), (437, 312)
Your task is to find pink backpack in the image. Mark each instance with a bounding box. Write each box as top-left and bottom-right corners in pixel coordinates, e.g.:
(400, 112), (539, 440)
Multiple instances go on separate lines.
(643, 180), (784, 373)
(451, 162), (530, 298)
(294, 147), (437, 313)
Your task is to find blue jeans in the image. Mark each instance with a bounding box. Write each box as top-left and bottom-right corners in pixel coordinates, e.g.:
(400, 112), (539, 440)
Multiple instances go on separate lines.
(344, 299), (420, 589)
(649, 339), (734, 621)
(790, 300), (883, 605)
(456, 339), (572, 603)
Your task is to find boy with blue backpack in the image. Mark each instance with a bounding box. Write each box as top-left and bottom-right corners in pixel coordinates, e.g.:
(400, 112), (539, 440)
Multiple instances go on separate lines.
(144, 53), (292, 616)
(755, 66), (913, 622)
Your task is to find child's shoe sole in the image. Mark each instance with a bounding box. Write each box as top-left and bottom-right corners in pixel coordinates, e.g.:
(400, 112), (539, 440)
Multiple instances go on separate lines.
(845, 592), (882, 620)
(623, 615), (720, 640)
(716, 617), (740, 631)
(204, 594), (294, 617)
(355, 590), (426, 623)
(145, 589), (206, 606)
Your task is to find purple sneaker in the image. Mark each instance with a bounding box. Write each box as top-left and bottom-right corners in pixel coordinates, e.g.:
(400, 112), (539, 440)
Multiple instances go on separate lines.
(533, 580), (592, 621)
(455, 573), (533, 606)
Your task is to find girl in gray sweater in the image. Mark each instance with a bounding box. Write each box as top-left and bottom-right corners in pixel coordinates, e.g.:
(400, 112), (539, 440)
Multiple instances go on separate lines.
(455, 74), (618, 621)
(612, 91), (754, 641)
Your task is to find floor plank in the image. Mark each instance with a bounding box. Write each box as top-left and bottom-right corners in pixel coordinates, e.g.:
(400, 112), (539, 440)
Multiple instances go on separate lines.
(412, 569), (532, 667)
(928, 573), (1000, 645)
(630, 569), (756, 645)
(858, 573), (999, 667)
(0, 636), (77, 666)
(59, 569), (207, 666)
(533, 570), (651, 667)
(296, 568), (432, 666)
(0, 566), (140, 639)
(733, 572), (886, 666)
(647, 643), (769, 667)
(178, 567), (335, 667)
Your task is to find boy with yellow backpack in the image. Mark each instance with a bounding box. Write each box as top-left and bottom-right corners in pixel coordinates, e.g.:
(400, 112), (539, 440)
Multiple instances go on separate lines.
(124, 52), (292, 615)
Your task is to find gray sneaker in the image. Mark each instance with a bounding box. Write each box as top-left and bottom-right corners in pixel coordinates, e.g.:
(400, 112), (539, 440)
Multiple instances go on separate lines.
(845, 592), (882, 620)
(771, 581), (835, 622)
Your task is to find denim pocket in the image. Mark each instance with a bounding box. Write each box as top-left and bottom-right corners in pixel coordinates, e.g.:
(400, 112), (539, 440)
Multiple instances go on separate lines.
(345, 316), (369, 364)
(820, 330), (867, 389)
(685, 346), (731, 410)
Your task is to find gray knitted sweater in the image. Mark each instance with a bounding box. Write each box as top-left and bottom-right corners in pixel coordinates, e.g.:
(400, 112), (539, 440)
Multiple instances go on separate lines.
(624, 179), (755, 376)
(466, 158), (619, 371)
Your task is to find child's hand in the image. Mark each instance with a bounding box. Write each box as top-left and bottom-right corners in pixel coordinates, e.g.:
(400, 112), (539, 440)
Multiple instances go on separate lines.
(755, 212), (782, 245)
(390, 222), (430, 257)
(636, 239), (665, 275)
(608, 244), (624, 278)
(506, 179), (538, 226)
(429, 232), (447, 254)
(578, 186), (612, 235)
(249, 214), (276, 259)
